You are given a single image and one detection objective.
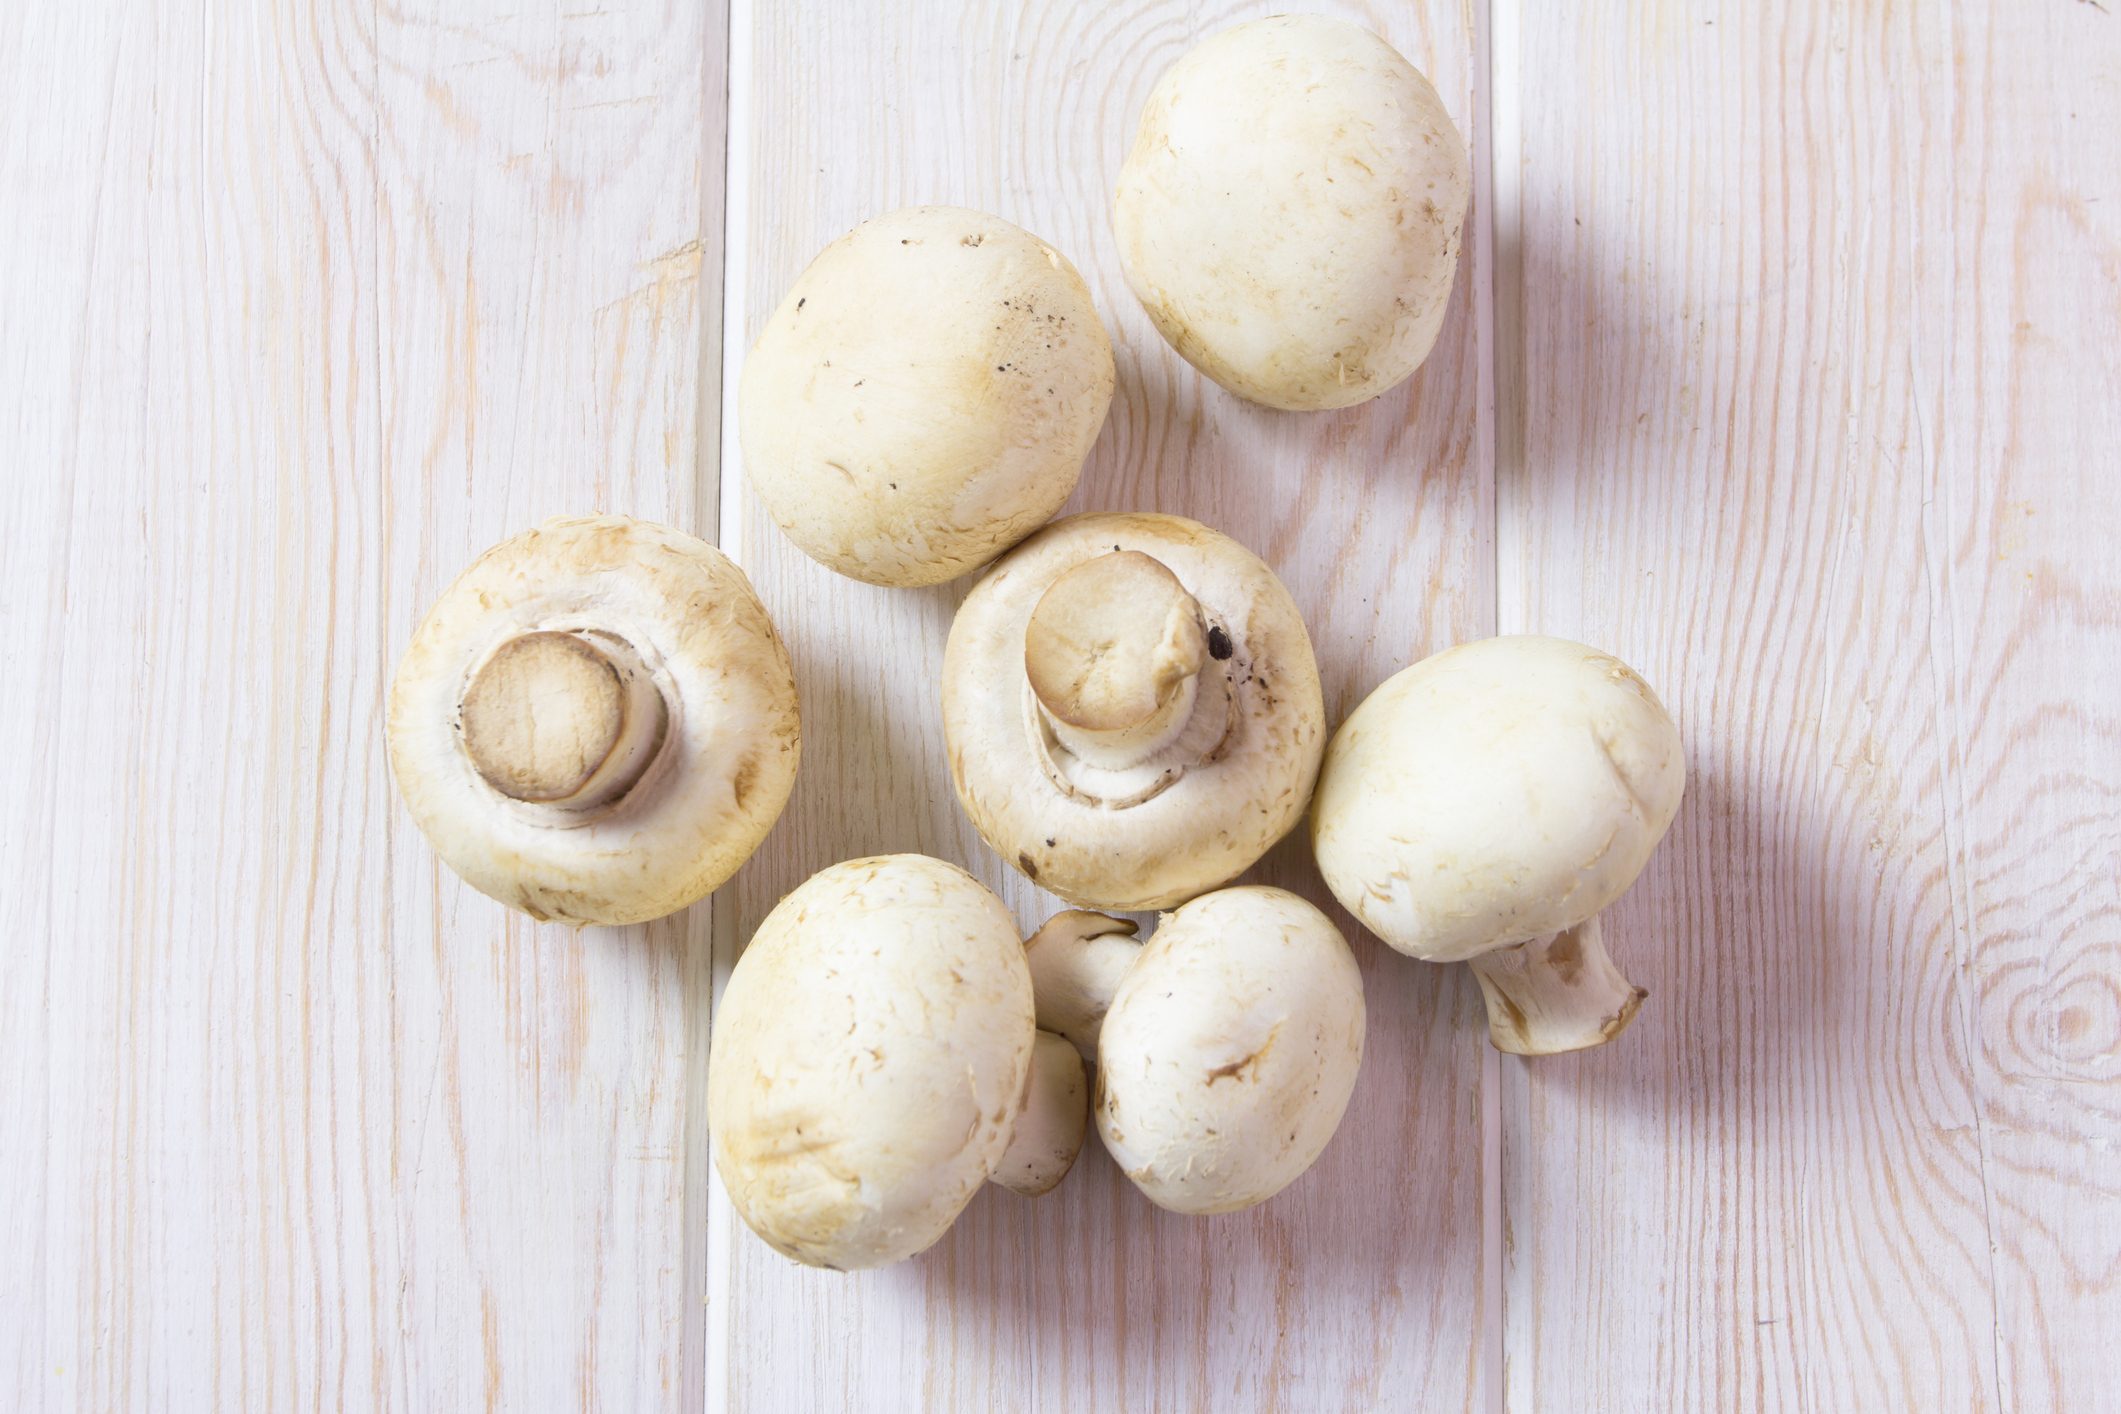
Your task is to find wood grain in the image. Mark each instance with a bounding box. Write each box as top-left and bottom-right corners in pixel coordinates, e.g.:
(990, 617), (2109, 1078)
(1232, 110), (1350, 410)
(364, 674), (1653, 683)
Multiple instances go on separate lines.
(11, 0), (2119, 1407)
(0, 0), (723, 1408)
(708, 2), (1493, 1410)
(1493, 2), (2121, 1408)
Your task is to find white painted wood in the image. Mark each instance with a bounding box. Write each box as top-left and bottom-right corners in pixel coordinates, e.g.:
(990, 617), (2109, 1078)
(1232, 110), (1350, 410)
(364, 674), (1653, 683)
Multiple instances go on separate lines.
(1494, 2), (2121, 1409)
(12, 0), (2119, 1407)
(0, 1), (723, 1408)
(708, 3), (1492, 1410)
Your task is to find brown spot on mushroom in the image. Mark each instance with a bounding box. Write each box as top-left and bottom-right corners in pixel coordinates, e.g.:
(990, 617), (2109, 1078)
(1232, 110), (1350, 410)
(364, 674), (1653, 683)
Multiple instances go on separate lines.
(1546, 929), (1584, 985)
(1018, 852), (1040, 880)
(1205, 1023), (1279, 1084)
(1604, 987), (1650, 1039)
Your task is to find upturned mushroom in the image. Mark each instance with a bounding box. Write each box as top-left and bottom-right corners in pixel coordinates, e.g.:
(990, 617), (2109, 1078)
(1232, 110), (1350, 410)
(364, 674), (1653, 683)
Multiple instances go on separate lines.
(1310, 635), (1686, 1055)
(387, 516), (800, 926)
(942, 512), (1325, 911)
(740, 205), (1116, 587)
(1113, 15), (1471, 411)
(707, 855), (1088, 1270)
(1026, 887), (1365, 1214)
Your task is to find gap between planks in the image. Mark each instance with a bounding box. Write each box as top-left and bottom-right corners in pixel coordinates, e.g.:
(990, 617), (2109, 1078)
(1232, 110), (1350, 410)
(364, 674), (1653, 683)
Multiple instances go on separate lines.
(685, 1), (743, 1411)
(1477, 0), (1523, 1411)
(700, 0), (754, 1409)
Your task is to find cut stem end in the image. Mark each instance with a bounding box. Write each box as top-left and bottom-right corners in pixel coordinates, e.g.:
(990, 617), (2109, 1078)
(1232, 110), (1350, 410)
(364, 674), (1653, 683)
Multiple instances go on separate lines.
(1024, 551), (1207, 769)
(459, 630), (668, 810)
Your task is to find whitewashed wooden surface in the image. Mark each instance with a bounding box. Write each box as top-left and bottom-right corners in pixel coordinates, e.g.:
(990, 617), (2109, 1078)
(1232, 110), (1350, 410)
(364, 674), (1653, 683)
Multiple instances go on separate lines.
(2, 1), (723, 1409)
(710, 1), (1489, 1410)
(4, 1), (2116, 1411)
(1492, 3), (2121, 1410)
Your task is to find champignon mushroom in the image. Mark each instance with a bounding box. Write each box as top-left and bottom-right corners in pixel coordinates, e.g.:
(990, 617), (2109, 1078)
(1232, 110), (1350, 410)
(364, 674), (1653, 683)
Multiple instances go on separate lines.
(1310, 635), (1686, 1055)
(707, 855), (1089, 1270)
(1022, 910), (1142, 1062)
(942, 512), (1325, 911)
(1027, 887), (1365, 1215)
(387, 516), (800, 926)
(989, 1031), (1091, 1198)
(1113, 15), (1471, 411)
(740, 206), (1116, 587)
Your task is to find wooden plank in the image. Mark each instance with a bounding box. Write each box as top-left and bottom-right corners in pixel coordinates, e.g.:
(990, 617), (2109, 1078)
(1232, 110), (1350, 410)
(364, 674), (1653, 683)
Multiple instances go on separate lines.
(1494, 2), (2121, 1408)
(710, 3), (1492, 1410)
(0, 0), (723, 1407)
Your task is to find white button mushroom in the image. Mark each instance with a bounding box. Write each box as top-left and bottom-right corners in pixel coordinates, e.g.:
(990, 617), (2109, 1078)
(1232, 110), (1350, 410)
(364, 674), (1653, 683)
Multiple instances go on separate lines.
(988, 1031), (1091, 1199)
(739, 206), (1116, 587)
(1311, 636), (1687, 1055)
(942, 512), (1326, 911)
(1022, 910), (1142, 1063)
(1027, 887), (1365, 1215)
(707, 855), (1089, 1271)
(387, 516), (800, 927)
(1113, 15), (1471, 411)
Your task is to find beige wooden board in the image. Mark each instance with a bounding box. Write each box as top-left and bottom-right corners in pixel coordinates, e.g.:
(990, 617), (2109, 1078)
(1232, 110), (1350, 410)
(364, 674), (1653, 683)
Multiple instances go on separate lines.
(708, 2), (1493, 1410)
(1, 1), (723, 1408)
(1493, 2), (2121, 1409)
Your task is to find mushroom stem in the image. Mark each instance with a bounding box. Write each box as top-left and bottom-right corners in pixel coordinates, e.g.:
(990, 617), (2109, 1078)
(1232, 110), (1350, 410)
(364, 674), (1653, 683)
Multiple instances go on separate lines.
(1023, 910), (1142, 1061)
(459, 629), (669, 810)
(991, 1030), (1090, 1196)
(1465, 915), (1647, 1056)
(1023, 551), (1208, 769)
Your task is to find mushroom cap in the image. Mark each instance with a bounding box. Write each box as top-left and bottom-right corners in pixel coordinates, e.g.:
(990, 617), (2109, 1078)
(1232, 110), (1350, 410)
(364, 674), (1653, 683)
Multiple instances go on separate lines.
(1095, 887), (1365, 1215)
(1113, 15), (1470, 411)
(1311, 635), (1685, 963)
(989, 1030), (1090, 1197)
(387, 516), (799, 926)
(1023, 910), (1141, 1061)
(942, 513), (1326, 911)
(739, 205), (1116, 587)
(706, 855), (1036, 1270)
